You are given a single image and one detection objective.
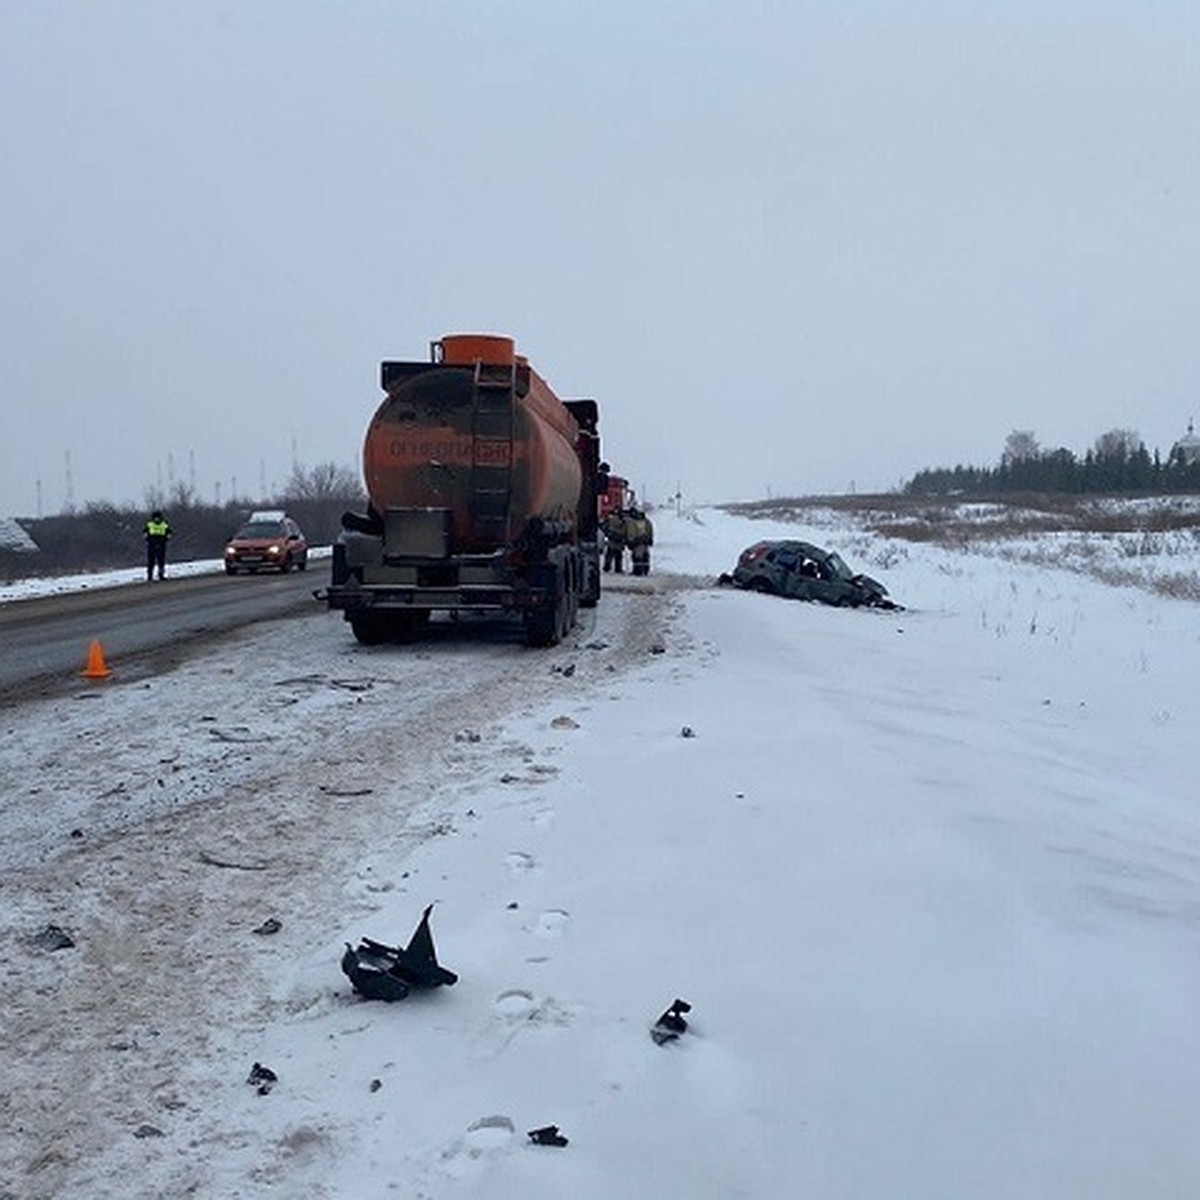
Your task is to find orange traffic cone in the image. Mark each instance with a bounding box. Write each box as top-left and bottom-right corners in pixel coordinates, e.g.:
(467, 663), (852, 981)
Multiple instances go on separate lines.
(81, 639), (113, 680)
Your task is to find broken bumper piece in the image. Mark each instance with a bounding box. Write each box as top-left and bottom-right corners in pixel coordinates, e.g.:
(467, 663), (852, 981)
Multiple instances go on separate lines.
(341, 904), (458, 1002)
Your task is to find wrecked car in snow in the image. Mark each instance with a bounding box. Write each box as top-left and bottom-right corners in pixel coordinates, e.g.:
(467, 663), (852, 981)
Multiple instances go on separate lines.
(719, 540), (900, 609)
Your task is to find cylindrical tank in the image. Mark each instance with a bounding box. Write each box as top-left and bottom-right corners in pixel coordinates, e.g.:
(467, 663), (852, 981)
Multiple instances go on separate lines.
(362, 335), (583, 553)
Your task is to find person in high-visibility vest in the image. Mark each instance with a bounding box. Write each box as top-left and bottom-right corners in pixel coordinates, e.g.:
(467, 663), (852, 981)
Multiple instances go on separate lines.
(144, 510), (172, 581)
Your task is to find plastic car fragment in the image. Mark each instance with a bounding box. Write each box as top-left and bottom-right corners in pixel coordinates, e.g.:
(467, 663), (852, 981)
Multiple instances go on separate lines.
(341, 904), (458, 1001)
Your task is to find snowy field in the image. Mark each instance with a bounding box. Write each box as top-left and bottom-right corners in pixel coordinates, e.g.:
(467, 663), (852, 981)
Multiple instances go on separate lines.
(3, 505), (1200, 1199)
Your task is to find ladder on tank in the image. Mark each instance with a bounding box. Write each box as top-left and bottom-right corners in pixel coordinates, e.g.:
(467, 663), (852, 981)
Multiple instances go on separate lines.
(470, 361), (515, 543)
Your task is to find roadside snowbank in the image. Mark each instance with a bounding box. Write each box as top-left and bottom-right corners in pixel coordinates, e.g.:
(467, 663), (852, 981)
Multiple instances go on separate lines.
(0, 549), (331, 605)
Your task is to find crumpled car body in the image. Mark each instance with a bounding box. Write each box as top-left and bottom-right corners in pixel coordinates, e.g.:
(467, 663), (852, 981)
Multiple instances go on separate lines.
(721, 539), (898, 608)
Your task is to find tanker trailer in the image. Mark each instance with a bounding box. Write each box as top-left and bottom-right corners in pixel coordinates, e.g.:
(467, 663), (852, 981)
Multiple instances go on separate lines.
(327, 334), (602, 646)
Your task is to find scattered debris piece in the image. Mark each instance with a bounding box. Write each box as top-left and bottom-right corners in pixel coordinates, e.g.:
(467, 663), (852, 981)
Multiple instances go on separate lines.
(207, 726), (272, 744)
(330, 678), (374, 692)
(132, 1124), (165, 1139)
(500, 773), (521, 784)
(247, 1062), (278, 1095)
(370, 1078), (382, 1093)
(507, 901), (519, 910)
(342, 904), (459, 1002)
(528, 1124), (569, 1147)
(272, 674), (326, 688)
(318, 785), (374, 798)
(550, 715), (579, 730)
(584, 640), (608, 650)
(198, 850), (270, 871)
(454, 729), (483, 743)
(680, 726), (696, 738)
(649, 642), (666, 654)
(551, 663), (576, 677)
(651, 998), (692, 1045)
(32, 924), (75, 951)
(69, 828), (84, 839)
(252, 918), (282, 936)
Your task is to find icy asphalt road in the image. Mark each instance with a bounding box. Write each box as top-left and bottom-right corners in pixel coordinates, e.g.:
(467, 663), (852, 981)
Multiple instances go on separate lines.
(0, 567), (321, 703)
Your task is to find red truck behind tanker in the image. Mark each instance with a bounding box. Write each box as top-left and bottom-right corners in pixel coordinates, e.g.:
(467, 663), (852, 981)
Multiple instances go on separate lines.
(327, 334), (602, 646)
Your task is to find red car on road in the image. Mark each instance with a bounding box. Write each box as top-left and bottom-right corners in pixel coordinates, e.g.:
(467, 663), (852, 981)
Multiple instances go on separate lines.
(224, 511), (308, 574)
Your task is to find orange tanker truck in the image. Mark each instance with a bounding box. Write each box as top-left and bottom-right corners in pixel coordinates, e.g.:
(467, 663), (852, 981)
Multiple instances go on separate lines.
(327, 334), (602, 646)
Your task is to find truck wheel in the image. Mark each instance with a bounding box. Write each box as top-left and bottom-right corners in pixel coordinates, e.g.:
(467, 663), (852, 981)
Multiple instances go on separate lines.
(562, 581), (578, 638)
(350, 615), (389, 645)
(524, 605), (559, 648)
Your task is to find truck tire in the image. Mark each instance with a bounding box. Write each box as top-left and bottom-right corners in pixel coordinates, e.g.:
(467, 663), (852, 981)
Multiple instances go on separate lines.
(350, 614), (390, 645)
(524, 604), (559, 647)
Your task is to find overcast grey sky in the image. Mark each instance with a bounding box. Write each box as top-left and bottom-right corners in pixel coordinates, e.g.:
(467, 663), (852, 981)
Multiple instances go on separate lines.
(3, 1), (1199, 518)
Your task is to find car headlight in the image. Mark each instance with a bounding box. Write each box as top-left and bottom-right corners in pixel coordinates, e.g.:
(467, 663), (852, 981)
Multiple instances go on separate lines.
(224, 546), (235, 556)
(267, 545), (280, 555)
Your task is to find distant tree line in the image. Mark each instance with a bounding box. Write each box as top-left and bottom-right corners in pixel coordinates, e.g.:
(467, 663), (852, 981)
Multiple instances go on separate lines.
(2, 461), (364, 578)
(905, 427), (1200, 497)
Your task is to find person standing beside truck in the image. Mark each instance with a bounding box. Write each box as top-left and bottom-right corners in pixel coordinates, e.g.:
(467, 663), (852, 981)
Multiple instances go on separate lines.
(626, 507), (653, 576)
(144, 509), (171, 581)
(602, 508), (627, 573)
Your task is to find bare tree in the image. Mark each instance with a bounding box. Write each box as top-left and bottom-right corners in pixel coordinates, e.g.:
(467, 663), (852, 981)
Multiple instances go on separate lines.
(278, 461), (365, 543)
(1093, 428), (1143, 460)
(167, 479), (201, 510)
(282, 461), (363, 503)
(1001, 429), (1040, 467)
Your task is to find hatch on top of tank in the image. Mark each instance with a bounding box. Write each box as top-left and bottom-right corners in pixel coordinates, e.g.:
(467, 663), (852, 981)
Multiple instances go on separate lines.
(437, 334), (515, 367)
(381, 334), (521, 395)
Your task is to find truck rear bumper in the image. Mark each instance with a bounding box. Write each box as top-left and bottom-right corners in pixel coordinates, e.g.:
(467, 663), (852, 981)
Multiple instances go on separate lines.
(326, 583), (548, 614)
